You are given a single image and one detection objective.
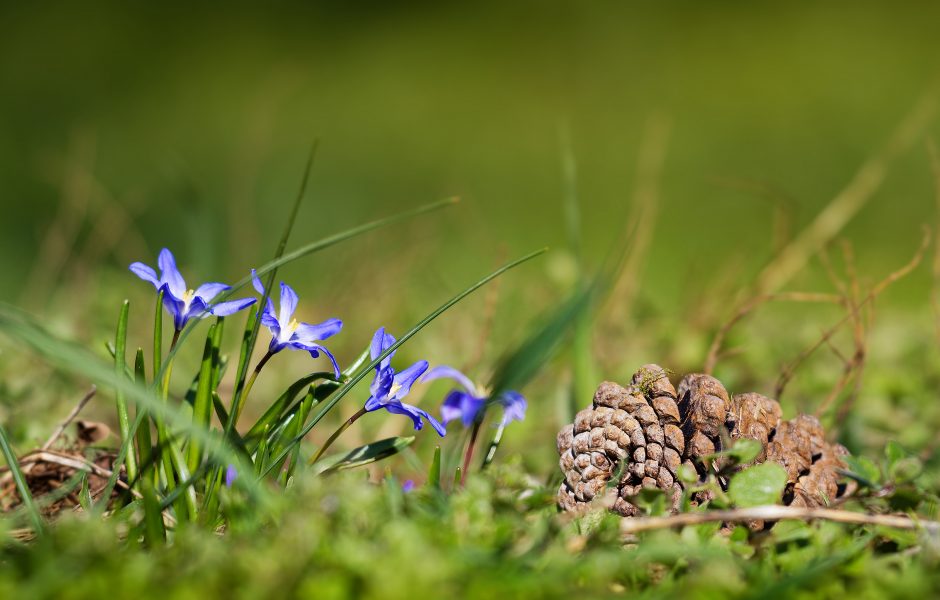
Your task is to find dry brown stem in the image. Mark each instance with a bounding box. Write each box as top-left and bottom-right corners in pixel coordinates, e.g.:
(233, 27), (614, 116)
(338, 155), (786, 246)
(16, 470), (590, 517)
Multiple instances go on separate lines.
(755, 92), (936, 295)
(704, 292), (841, 375)
(620, 505), (940, 536)
(775, 229), (930, 399)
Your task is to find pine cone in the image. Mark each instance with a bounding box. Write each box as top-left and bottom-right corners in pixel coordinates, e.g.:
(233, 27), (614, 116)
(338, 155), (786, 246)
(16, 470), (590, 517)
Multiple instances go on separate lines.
(557, 365), (693, 516)
(557, 365), (850, 516)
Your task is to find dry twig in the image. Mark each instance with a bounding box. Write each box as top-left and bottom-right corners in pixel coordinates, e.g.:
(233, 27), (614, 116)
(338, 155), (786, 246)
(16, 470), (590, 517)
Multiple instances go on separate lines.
(704, 292), (841, 375)
(619, 505), (940, 536)
(776, 229), (930, 398)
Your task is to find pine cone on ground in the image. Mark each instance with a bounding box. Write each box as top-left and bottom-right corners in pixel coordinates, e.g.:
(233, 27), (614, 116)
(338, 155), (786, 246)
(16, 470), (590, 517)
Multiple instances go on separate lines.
(557, 365), (850, 517)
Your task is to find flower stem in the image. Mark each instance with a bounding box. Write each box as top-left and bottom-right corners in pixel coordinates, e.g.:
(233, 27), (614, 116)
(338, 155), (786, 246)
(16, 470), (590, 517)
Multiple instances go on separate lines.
(235, 350), (274, 423)
(309, 407), (368, 465)
(460, 420), (482, 486)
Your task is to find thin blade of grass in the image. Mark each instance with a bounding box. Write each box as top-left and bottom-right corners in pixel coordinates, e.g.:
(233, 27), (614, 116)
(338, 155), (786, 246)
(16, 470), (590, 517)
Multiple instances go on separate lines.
(186, 323), (218, 474)
(0, 303), (271, 509)
(0, 422), (43, 534)
(428, 446), (442, 489)
(134, 348), (154, 486)
(259, 247), (547, 479)
(113, 300), (138, 486)
(224, 143), (318, 437)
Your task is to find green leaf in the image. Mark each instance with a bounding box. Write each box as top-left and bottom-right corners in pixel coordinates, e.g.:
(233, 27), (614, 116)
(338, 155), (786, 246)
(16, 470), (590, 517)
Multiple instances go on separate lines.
(315, 437), (416, 475)
(727, 438), (763, 464)
(842, 455), (881, 488)
(0, 421), (44, 534)
(729, 462), (787, 507)
(243, 372), (336, 447)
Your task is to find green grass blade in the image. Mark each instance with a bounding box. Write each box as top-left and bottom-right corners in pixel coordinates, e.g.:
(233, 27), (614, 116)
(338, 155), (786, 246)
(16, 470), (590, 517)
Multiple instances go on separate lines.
(487, 283), (594, 397)
(428, 446), (442, 489)
(480, 284), (594, 469)
(243, 372), (337, 446)
(113, 300), (138, 486)
(158, 196), (459, 387)
(259, 247), (547, 479)
(187, 323), (218, 474)
(134, 348), (154, 486)
(0, 303), (271, 509)
(0, 422), (43, 534)
(153, 289), (163, 378)
(315, 436), (415, 475)
(224, 144), (316, 437)
(140, 478), (166, 546)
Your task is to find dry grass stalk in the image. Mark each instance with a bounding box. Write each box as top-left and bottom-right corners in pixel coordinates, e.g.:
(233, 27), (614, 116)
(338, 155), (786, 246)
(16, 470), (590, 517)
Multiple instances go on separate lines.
(703, 292), (841, 375)
(776, 229), (930, 399)
(755, 92), (936, 295)
(605, 112), (671, 323)
(620, 505), (940, 536)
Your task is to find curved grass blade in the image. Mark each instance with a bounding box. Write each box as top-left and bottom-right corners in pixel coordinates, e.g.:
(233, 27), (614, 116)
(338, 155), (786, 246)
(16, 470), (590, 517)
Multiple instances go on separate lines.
(315, 436), (415, 475)
(243, 371), (337, 446)
(224, 143), (317, 437)
(0, 303), (271, 509)
(479, 284), (595, 470)
(259, 247), (547, 479)
(160, 196), (459, 387)
(0, 422), (44, 534)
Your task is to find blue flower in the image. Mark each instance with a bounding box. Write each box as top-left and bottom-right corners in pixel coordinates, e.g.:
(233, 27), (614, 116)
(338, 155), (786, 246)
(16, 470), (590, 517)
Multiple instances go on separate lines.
(224, 464), (238, 488)
(130, 248), (257, 331)
(423, 366), (527, 428)
(251, 270), (343, 377)
(363, 328), (445, 436)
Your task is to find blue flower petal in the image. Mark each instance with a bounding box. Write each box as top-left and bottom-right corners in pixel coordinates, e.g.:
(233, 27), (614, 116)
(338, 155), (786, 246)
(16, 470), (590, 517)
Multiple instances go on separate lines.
(161, 288), (186, 329)
(210, 297), (257, 317)
(391, 360), (429, 400)
(278, 282), (299, 325)
(440, 389), (481, 426)
(194, 282), (230, 302)
(225, 464), (238, 488)
(423, 365), (478, 395)
(369, 327), (397, 368)
(129, 262), (160, 288)
(294, 319), (343, 343)
(498, 390), (527, 425)
(291, 342), (341, 378)
(250, 269), (266, 295)
(370, 366), (394, 401)
(157, 248), (187, 299)
(383, 401), (446, 436)
(260, 310), (280, 332)
(364, 396), (383, 412)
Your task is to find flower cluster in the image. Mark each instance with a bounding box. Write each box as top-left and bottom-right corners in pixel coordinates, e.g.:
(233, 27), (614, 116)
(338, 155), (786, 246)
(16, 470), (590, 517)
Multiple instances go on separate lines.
(130, 248), (526, 449)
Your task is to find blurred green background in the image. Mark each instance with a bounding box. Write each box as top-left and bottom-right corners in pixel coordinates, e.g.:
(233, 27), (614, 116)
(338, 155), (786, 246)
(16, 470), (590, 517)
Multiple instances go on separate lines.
(2, 1), (939, 475)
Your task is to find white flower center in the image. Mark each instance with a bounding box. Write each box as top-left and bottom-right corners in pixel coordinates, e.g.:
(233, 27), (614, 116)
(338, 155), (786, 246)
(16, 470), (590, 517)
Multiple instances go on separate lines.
(279, 318), (299, 343)
(182, 289), (196, 312)
(389, 382), (403, 398)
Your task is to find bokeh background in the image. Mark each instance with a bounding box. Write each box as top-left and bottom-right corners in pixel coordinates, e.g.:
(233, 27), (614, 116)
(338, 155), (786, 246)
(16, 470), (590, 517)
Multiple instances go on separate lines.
(2, 1), (939, 477)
